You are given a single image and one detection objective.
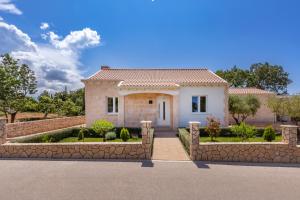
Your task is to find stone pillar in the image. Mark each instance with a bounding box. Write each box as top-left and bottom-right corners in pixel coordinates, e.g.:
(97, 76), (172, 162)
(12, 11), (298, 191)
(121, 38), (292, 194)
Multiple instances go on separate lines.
(189, 121), (200, 160)
(0, 119), (7, 144)
(281, 125), (298, 146)
(141, 121), (152, 159)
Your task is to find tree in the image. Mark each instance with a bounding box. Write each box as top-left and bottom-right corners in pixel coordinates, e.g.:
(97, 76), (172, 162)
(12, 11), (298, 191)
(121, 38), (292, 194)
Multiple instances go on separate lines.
(38, 93), (56, 118)
(229, 95), (261, 125)
(0, 54), (37, 123)
(216, 63), (292, 95)
(216, 66), (250, 87)
(60, 99), (81, 116)
(267, 96), (289, 122)
(248, 63), (292, 95)
(287, 95), (300, 124)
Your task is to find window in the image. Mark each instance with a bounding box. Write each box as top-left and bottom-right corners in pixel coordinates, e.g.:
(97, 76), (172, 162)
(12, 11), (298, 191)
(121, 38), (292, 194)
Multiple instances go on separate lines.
(107, 97), (118, 114)
(192, 96), (207, 113)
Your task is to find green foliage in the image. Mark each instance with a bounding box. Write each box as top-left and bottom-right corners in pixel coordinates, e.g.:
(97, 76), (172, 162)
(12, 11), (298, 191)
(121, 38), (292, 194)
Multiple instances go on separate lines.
(38, 92), (56, 118)
(91, 120), (115, 141)
(178, 128), (190, 154)
(22, 97), (39, 112)
(205, 116), (221, 141)
(78, 128), (89, 141)
(267, 96), (289, 118)
(263, 126), (276, 142)
(229, 95), (260, 125)
(0, 53), (37, 122)
(120, 128), (130, 141)
(248, 63), (292, 95)
(105, 132), (117, 140)
(287, 96), (300, 124)
(59, 99), (81, 116)
(14, 127), (81, 143)
(216, 63), (292, 95)
(216, 66), (250, 87)
(230, 122), (256, 141)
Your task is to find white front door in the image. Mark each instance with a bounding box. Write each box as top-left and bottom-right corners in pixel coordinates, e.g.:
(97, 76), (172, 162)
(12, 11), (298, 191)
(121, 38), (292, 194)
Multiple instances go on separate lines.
(157, 96), (171, 127)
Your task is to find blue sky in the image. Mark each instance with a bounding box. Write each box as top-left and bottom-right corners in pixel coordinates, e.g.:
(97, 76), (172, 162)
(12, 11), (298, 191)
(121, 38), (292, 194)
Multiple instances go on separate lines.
(0, 0), (300, 93)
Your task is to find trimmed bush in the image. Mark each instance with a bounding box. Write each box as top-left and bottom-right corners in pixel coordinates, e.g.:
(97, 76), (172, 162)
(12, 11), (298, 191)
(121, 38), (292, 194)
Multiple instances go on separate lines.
(78, 127), (89, 141)
(91, 120), (114, 141)
(120, 128), (130, 142)
(231, 122), (256, 141)
(178, 128), (190, 154)
(263, 126), (276, 142)
(105, 132), (117, 140)
(115, 127), (141, 138)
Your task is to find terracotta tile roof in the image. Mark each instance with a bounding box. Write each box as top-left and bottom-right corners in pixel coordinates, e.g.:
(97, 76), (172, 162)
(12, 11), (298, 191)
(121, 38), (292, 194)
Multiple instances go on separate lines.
(229, 88), (275, 95)
(118, 81), (180, 89)
(85, 68), (228, 86)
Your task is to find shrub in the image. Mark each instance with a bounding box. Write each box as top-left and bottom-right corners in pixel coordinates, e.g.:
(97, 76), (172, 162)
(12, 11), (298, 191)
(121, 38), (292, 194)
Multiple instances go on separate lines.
(120, 128), (130, 142)
(178, 128), (190, 154)
(205, 116), (221, 141)
(91, 120), (115, 142)
(263, 126), (276, 142)
(230, 122), (256, 141)
(78, 127), (89, 141)
(105, 132), (117, 140)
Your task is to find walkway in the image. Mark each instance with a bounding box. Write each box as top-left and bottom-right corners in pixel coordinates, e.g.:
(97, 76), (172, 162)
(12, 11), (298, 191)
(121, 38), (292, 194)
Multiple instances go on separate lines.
(152, 130), (190, 161)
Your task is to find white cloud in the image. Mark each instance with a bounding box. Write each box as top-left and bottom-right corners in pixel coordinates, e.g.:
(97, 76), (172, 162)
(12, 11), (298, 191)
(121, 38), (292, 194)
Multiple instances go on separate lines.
(0, 21), (101, 93)
(0, 0), (22, 15)
(49, 28), (100, 49)
(0, 16), (3, 21)
(40, 22), (49, 30)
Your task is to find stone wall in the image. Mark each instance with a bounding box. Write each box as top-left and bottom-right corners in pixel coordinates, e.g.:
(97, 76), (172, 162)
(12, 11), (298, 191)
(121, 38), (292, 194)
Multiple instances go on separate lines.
(0, 121), (153, 160)
(6, 116), (85, 138)
(189, 122), (300, 163)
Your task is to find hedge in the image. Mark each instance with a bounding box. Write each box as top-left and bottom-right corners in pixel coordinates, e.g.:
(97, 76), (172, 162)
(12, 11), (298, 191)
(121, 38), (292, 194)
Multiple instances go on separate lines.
(178, 128), (190, 155)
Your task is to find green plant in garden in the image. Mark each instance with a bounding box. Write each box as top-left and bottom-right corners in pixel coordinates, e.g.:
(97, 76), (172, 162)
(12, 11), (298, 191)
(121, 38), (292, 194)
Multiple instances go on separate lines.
(263, 126), (276, 142)
(91, 120), (114, 142)
(120, 128), (130, 142)
(105, 132), (117, 140)
(205, 116), (221, 141)
(229, 95), (260, 125)
(78, 127), (89, 141)
(230, 122), (256, 141)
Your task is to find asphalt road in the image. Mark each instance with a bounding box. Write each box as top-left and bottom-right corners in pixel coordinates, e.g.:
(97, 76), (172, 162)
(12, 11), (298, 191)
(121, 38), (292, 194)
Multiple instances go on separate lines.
(0, 159), (300, 200)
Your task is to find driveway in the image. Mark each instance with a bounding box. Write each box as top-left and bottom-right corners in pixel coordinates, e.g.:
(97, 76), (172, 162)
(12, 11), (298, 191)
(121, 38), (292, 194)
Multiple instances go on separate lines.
(0, 159), (300, 200)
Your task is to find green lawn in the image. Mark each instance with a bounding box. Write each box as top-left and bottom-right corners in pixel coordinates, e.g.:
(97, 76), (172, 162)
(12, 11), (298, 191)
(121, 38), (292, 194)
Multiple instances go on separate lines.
(200, 135), (282, 143)
(58, 137), (141, 143)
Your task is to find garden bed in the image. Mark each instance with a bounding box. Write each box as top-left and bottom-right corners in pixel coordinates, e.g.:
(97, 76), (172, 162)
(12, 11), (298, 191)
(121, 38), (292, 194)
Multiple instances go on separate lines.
(200, 136), (282, 143)
(178, 128), (282, 143)
(11, 126), (142, 143)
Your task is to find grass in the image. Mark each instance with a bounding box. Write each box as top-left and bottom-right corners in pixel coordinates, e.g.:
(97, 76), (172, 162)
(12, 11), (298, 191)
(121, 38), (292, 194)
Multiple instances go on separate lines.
(200, 135), (282, 143)
(58, 137), (141, 143)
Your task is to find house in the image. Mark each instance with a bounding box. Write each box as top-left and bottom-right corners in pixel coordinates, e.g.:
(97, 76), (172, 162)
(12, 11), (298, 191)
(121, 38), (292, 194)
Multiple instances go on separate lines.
(228, 88), (276, 125)
(82, 66), (229, 129)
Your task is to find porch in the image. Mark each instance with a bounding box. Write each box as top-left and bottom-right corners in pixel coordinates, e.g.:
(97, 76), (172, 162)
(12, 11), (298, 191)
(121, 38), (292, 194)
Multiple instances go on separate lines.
(121, 92), (179, 130)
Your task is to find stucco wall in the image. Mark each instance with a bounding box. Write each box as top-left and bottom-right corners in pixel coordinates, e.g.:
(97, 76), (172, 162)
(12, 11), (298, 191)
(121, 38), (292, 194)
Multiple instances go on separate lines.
(228, 93), (275, 125)
(178, 86), (227, 127)
(85, 81), (124, 127)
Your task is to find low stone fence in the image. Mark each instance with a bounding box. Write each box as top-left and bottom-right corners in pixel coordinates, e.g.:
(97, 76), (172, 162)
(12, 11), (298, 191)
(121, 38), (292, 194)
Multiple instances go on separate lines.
(188, 122), (300, 163)
(0, 119), (154, 160)
(6, 116), (85, 138)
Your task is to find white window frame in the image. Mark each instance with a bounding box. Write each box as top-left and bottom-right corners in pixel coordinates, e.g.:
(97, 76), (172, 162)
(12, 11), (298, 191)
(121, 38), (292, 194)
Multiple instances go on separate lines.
(107, 97), (119, 114)
(191, 95), (207, 114)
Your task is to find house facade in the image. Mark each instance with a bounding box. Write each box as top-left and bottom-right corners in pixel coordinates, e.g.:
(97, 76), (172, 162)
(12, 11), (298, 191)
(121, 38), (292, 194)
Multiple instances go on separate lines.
(83, 66), (229, 129)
